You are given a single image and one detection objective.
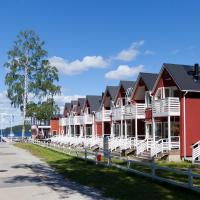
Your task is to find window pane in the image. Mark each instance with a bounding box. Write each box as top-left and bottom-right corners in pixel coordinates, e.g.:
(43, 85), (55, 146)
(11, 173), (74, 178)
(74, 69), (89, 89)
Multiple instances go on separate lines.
(165, 88), (170, 97)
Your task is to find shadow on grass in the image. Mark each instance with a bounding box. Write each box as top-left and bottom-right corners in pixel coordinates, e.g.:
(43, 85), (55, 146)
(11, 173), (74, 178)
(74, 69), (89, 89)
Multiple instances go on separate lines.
(14, 143), (200, 200)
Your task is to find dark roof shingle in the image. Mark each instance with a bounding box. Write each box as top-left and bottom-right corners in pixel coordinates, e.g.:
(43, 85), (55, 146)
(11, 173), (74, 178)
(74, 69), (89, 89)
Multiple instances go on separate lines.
(163, 63), (200, 91)
(139, 72), (158, 90)
(86, 95), (102, 112)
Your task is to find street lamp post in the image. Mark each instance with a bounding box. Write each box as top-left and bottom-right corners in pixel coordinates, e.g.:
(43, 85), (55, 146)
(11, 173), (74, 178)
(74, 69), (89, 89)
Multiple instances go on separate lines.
(0, 114), (3, 143)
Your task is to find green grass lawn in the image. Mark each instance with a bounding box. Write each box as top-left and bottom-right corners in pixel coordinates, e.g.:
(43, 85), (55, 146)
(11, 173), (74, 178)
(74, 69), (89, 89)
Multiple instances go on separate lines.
(14, 143), (200, 200)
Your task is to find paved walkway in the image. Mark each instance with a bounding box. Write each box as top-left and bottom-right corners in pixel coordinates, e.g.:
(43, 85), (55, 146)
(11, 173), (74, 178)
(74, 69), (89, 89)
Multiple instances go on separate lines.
(0, 143), (107, 200)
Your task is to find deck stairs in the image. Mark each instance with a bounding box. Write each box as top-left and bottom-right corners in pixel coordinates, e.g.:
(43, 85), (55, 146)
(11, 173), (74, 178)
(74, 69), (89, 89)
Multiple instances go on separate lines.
(192, 140), (200, 165)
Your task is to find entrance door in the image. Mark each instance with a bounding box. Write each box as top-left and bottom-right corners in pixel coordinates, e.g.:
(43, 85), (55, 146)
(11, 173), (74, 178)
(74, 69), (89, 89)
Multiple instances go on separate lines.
(155, 122), (162, 140)
(163, 122), (168, 139)
(115, 123), (120, 137)
(146, 123), (152, 138)
(86, 126), (92, 136)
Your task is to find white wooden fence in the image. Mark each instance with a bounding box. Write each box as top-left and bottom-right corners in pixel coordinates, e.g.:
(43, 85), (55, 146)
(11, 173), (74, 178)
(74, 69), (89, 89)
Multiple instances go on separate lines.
(34, 140), (200, 193)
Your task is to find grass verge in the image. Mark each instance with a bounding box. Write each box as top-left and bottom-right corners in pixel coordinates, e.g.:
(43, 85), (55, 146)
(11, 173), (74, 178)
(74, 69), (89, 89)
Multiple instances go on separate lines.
(15, 143), (200, 200)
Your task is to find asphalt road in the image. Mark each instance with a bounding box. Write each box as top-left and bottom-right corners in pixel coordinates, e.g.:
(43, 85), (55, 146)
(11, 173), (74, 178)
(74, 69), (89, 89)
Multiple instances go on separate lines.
(0, 143), (107, 200)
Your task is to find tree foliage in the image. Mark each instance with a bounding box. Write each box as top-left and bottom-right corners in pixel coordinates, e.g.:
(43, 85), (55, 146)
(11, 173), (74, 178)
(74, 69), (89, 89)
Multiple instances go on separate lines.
(4, 30), (61, 109)
(26, 99), (60, 121)
(4, 30), (61, 120)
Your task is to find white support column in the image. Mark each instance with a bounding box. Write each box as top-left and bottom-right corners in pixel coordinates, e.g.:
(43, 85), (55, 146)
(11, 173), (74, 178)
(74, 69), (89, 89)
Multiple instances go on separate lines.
(168, 115), (171, 150)
(111, 121), (114, 137)
(80, 125), (83, 137)
(102, 121), (105, 137)
(69, 125), (72, 137)
(92, 115), (95, 137)
(121, 119), (123, 138)
(152, 117), (155, 143)
(84, 124), (86, 138)
(145, 123), (148, 139)
(135, 118), (138, 146)
(125, 120), (127, 138)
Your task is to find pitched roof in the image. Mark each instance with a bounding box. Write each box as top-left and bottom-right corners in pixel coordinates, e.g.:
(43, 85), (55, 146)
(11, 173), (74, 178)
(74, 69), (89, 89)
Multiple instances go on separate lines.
(119, 80), (135, 91)
(160, 63), (200, 92)
(139, 72), (158, 90)
(100, 86), (119, 109)
(71, 100), (78, 106)
(86, 95), (102, 112)
(114, 80), (135, 103)
(64, 102), (71, 110)
(77, 98), (85, 109)
(106, 86), (119, 100)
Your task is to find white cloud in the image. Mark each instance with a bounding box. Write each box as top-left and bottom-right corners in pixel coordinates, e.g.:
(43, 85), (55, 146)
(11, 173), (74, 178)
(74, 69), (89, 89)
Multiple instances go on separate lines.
(49, 56), (109, 75)
(105, 65), (144, 80)
(114, 40), (144, 61)
(52, 93), (85, 114)
(144, 50), (155, 55)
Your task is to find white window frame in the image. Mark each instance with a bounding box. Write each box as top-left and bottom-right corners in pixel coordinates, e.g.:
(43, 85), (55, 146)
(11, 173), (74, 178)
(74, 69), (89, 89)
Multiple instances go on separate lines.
(155, 87), (163, 100)
(145, 91), (152, 107)
(163, 86), (178, 98)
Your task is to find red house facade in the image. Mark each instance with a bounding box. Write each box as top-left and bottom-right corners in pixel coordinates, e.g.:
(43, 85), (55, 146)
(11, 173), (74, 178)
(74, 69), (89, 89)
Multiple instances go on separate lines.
(151, 63), (200, 159)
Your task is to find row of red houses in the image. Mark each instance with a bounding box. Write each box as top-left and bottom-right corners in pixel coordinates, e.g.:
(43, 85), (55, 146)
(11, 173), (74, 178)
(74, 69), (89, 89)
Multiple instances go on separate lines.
(49, 63), (200, 161)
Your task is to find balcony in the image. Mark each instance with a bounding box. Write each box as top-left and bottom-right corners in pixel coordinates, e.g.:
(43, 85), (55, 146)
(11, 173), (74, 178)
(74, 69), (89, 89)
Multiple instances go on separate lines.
(74, 116), (84, 125)
(124, 103), (146, 119)
(112, 106), (125, 121)
(95, 110), (111, 122)
(152, 97), (180, 117)
(69, 116), (74, 125)
(84, 114), (93, 124)
(59, 118), (67, 126)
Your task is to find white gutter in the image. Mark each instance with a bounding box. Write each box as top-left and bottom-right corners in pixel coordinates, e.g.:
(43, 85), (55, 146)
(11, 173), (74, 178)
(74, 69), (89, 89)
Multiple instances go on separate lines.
(183, 91), (188, 160)
(182, 90), (200, 93)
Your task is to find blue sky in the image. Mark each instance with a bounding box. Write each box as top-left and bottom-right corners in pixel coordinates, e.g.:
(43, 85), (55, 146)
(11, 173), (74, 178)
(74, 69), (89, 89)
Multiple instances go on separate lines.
(0, 0), (200, 125)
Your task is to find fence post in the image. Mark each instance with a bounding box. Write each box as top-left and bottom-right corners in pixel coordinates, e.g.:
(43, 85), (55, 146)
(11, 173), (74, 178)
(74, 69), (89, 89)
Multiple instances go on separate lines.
(151, 162), (156, 180)
(95, 151), (98, 165)
(84, 148), (87, 161)
(107, 150), (111, 167)
(188, 168), (193, 189)
(127, 158), (130, 169)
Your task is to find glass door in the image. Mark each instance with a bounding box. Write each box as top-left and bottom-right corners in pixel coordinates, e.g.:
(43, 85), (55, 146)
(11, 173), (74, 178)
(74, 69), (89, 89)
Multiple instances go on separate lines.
(146, 123), (152, 138)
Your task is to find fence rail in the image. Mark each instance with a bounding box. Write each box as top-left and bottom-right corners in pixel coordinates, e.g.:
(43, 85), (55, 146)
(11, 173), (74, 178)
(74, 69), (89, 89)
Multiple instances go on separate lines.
(34, 140), (200, 193)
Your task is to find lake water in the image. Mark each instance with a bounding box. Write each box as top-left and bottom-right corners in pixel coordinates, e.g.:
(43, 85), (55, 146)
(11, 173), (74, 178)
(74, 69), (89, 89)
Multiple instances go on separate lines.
(3, 132), (31, 138)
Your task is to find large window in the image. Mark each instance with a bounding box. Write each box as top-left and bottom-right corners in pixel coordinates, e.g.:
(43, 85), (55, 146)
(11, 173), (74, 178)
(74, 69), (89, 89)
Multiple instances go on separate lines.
(155, 88), (162, 100)
(171, 121), (179, 136)
(115, 123), (120, 137)
(155, 122), (162, 139)
(86, 126), (92, 136)
(164, 87), (179, 98)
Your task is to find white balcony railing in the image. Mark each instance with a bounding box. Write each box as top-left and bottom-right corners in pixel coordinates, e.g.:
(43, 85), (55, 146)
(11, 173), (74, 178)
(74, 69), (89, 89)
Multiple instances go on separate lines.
(59, 118), (67, 126)
(152, 97), (180, 117)
(124, 103), (146, 119)
(74, 116), (84, 125)
(112, 106), (125, 121)
(95, 111), (102, 122)
(69, 116), (74, 125)
(84, 114), (93, 124)
(95, 110), (111, 122)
